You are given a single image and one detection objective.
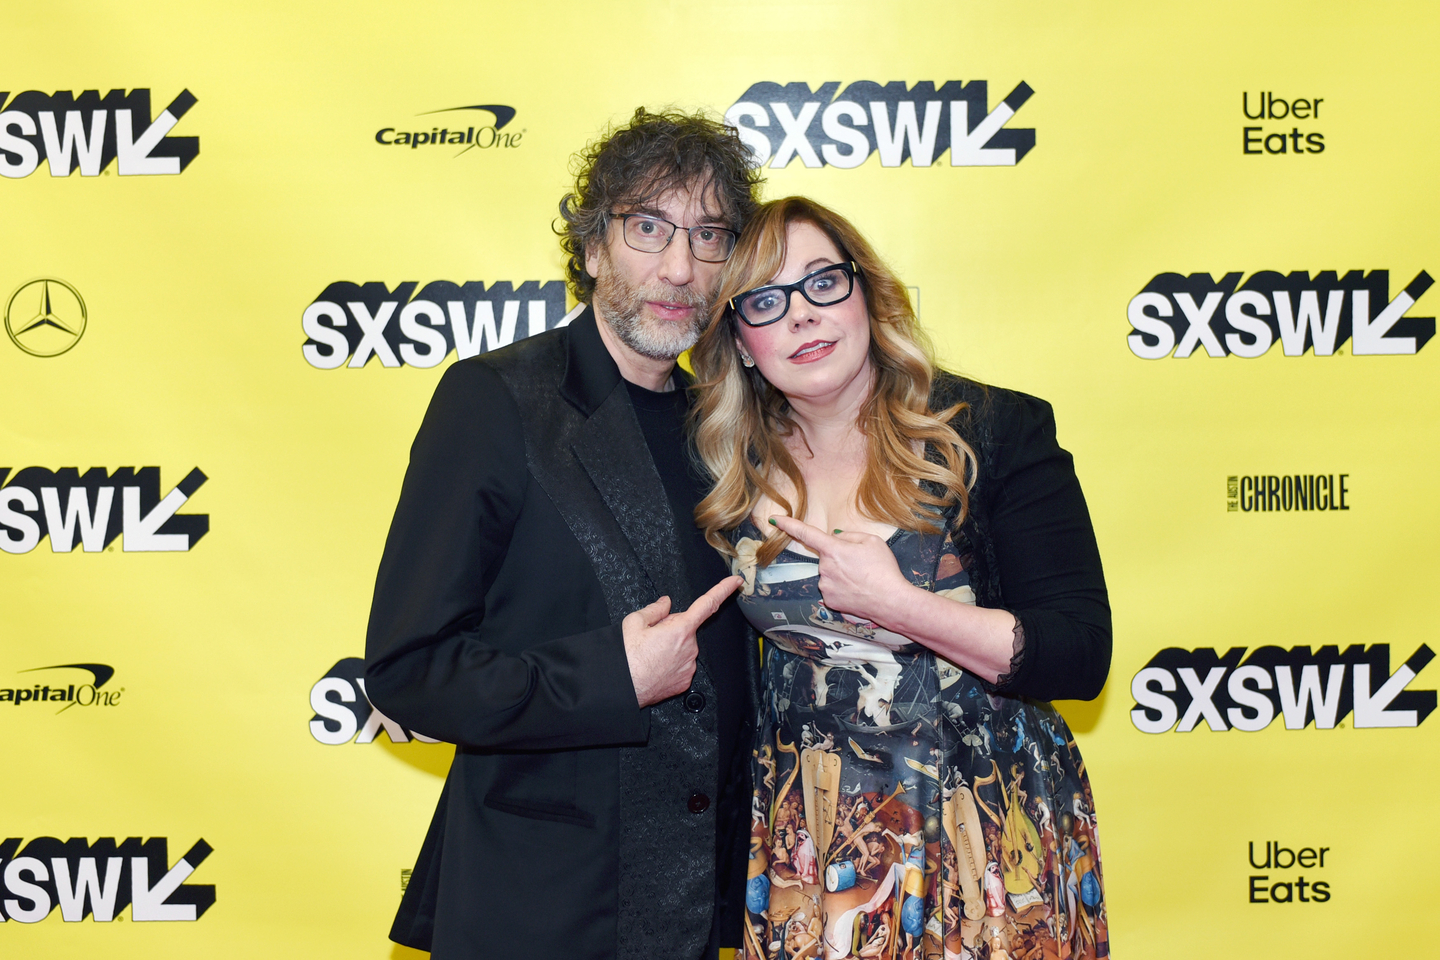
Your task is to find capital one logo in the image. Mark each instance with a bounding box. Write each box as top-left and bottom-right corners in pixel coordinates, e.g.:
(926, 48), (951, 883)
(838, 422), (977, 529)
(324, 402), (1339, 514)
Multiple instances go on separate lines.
(1126, 270), (1434, 358)
(374, 103), (523, 154)
(1, 664), (123, 712)
(0, 89), (198, 178)
(309, 658), (440, 744)
(301, 280), (570, 369)
(0, 467), (208, 554)
(724, 80), (1034, 169)
(1130, 644), (1435, 733)
(0, 837), (213, 922)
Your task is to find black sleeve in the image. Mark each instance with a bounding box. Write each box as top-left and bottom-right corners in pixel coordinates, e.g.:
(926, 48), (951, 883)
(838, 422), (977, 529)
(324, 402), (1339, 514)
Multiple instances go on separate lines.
(362, 359), (649, 750)
(980, 390), (1112, 702)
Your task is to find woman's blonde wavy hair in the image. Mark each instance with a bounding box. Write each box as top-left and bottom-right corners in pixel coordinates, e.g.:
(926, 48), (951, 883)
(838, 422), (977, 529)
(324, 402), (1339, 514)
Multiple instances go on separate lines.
(689, 196), (977, 565)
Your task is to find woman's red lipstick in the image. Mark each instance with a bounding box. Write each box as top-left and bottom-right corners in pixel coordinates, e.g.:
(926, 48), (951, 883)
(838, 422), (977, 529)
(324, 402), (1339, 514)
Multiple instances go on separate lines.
(789, 340), (836, 363)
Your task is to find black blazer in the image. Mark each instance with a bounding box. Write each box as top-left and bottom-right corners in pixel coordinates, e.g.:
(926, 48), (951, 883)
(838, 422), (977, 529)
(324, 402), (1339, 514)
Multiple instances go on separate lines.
(364, 308), (749, 960)
(933, 372), (1112, 701)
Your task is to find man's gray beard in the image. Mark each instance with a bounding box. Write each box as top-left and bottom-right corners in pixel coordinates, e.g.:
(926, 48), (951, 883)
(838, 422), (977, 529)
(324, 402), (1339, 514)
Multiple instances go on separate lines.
(592, 256), (713, 361)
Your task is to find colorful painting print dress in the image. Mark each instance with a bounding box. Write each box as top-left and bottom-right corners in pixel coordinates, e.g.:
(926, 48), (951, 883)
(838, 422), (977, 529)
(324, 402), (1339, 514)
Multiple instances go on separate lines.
(730, 518), (1108, 960)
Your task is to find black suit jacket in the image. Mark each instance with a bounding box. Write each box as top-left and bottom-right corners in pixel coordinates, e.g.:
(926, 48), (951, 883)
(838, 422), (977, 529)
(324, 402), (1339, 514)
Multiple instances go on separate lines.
(364, 308), (751, 960)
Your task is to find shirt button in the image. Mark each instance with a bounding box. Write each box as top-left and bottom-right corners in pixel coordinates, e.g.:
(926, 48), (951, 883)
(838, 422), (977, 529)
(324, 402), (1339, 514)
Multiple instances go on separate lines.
(687, 792), (711, 814)
(683, 690), (706, 713)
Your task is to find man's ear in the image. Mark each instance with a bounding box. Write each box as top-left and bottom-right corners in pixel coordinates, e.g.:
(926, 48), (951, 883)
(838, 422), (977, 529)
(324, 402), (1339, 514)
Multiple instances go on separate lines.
(584, 239), (602, 280)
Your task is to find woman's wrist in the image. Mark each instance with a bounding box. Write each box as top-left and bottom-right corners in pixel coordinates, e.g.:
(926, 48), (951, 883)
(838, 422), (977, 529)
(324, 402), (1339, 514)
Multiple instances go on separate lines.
(868, 579), (930, 635)
(874, 588), (1017, 684)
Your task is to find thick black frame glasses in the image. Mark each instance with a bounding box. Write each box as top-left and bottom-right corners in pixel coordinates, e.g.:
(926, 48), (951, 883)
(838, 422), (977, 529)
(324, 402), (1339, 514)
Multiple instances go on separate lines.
(608, 213), (738, 263)
(729, 261), (859, 327)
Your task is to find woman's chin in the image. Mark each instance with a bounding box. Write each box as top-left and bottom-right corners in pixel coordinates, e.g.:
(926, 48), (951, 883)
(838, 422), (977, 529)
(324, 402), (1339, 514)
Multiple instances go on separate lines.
(768, 360), (867, 403)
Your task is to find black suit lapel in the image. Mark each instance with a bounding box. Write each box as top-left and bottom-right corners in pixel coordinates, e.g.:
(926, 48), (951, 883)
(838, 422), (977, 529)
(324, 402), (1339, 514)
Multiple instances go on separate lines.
(571, 383), (693, 609)
(506, 306), (708, 658)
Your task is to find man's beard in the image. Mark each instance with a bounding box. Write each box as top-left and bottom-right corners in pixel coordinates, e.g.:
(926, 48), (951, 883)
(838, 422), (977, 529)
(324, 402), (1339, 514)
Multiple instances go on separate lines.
(592, 251), (713, 361)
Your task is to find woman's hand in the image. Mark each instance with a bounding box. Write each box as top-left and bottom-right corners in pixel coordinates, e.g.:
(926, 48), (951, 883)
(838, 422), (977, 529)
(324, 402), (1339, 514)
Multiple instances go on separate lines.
(768, 514), (1018, 683)
(767, 515), (915, 628)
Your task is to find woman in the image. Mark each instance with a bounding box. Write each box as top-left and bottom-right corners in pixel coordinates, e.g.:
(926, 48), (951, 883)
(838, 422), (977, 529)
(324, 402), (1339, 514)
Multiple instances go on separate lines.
(689, 197), (1111, 960)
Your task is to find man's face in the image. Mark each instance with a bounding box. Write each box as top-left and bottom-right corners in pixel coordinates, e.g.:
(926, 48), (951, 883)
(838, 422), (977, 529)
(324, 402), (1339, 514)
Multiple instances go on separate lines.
(585, 180), (730, 362)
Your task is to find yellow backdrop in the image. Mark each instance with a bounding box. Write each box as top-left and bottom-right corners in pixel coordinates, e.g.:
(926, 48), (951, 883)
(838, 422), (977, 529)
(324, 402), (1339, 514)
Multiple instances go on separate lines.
(2, 1), (1436, 957)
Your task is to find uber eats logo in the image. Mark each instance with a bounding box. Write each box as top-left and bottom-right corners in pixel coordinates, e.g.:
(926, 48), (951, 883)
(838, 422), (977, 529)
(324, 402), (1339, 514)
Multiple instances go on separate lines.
(0, 89), (198, 178)
(309, 658), (440, 745)
(1242, 91), (1325, 156)
(724, 80), (1034, 169)
(0, 837), (213, 922)
(0, 467), (208, 554)
(1126, 269), (1434, 358)
(301, 280), (570, 369)
(1130, 644), (1435, 733)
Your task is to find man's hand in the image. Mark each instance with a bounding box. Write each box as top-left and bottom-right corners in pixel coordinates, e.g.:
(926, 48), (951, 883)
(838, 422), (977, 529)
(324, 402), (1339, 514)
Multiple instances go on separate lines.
(767, 515), (914, 627)
(623, 575), (743, 708)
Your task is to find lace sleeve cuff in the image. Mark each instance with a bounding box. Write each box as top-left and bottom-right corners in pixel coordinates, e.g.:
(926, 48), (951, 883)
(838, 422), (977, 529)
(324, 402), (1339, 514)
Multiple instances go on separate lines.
(992, 615), (1027, 691)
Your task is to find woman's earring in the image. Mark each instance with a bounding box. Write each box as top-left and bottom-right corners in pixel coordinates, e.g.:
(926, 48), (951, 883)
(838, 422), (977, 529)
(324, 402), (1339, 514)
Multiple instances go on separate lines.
(740, 353), (755, 368)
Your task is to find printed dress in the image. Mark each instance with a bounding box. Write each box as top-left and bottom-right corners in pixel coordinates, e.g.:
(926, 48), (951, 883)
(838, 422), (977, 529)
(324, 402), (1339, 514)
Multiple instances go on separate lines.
(730, 519), (1108, 960)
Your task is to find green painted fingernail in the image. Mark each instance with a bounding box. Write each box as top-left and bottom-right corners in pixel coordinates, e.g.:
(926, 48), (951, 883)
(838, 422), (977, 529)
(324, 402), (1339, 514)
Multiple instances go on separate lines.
(833, 529), (842, 534)
(767, 517), (777, 526)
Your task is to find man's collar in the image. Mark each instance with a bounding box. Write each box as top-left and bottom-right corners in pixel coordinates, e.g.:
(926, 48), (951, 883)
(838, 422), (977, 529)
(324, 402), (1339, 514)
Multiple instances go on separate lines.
(561, 305), (688, 416)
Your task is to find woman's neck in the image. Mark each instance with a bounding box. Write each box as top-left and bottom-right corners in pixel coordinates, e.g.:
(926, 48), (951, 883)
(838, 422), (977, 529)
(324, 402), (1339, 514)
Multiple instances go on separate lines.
(785, 362), (874, 461)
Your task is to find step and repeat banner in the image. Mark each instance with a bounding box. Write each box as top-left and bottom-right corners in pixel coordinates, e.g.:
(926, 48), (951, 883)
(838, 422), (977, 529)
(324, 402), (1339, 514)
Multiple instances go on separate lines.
(3, 1), (1436, 957)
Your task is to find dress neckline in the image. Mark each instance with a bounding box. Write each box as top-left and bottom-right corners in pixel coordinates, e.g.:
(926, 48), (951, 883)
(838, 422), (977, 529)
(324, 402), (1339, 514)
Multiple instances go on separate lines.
(739, 515), (907, 560)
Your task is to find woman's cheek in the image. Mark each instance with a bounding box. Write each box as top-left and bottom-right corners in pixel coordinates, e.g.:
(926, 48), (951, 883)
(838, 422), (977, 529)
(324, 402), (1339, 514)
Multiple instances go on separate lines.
(744, 329), (784, 375)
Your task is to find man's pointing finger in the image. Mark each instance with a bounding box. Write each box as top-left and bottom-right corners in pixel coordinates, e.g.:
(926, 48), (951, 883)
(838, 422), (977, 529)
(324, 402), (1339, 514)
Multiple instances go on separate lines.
(681, 575), (744, 626)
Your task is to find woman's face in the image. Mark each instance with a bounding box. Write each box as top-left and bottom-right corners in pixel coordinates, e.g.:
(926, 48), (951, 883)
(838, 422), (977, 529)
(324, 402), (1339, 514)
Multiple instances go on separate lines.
(734, 220), (871, 407)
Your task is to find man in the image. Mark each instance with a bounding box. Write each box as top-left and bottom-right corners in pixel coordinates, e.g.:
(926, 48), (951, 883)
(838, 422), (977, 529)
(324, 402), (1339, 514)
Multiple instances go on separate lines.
(364, 108), (763, 960)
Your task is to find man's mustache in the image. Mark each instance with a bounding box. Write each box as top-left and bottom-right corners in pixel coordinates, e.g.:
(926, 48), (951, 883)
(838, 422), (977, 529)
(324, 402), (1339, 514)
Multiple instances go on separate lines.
(637, 284), (710, 310)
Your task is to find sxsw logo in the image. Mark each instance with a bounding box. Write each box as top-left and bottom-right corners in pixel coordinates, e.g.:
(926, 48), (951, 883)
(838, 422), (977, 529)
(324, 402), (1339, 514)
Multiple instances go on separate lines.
(301, 280), (571, 369)
(309, 658), (440, 745)
(0, 467), (208, 554)
(1130, 644), (1435, 733)
(0, 89), (198, 178)
(724, 80), (1034, 169)
(0, 837), (213, 922)
(1126, 270), (1434, 358)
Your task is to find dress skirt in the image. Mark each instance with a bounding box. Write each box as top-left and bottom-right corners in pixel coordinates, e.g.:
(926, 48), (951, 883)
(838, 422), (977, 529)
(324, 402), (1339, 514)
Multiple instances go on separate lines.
(729, 521), (1109, 960)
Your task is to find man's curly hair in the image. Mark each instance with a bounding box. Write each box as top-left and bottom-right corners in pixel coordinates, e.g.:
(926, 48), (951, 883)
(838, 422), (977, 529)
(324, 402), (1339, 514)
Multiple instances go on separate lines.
(559, 107), (764, 303)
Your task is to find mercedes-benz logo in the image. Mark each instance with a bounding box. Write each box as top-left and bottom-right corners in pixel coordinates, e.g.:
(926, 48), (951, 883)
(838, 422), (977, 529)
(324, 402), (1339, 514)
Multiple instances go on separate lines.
(5, 278), (87, 356)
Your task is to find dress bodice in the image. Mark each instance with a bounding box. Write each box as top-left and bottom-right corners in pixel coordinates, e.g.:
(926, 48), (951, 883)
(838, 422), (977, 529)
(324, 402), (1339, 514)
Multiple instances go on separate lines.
(728, 517), (974, 665)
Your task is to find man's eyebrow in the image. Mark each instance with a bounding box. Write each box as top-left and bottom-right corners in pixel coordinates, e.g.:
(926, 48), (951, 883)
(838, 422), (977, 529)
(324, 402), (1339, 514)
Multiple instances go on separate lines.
(626, 204), (732, 228)
(696, 200), (733, 228)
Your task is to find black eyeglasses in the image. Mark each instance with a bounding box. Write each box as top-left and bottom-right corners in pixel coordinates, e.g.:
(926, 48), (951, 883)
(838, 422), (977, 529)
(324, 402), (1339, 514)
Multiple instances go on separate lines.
(609, 213), (738, 263)
(729, 262), (859, 327)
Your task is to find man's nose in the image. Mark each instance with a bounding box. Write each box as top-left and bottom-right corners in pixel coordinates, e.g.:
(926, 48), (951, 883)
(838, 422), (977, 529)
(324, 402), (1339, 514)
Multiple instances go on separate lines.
(656, 232), (697, 286)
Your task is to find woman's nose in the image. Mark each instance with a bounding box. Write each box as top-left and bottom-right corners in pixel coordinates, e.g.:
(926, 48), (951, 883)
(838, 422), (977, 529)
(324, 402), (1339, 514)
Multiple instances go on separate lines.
(788, 296), (820, 326)
(789, 302), (823, 328)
